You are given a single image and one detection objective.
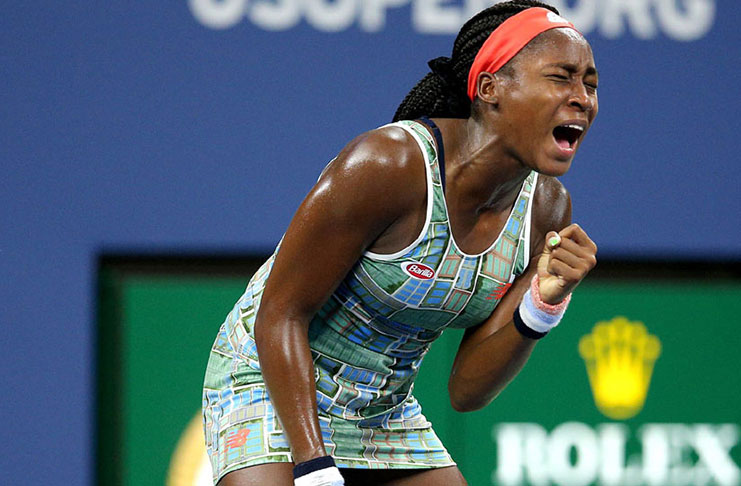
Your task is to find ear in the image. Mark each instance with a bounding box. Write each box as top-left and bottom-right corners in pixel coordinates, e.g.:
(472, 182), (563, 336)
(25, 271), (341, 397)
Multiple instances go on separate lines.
(476, 72), (500, 106)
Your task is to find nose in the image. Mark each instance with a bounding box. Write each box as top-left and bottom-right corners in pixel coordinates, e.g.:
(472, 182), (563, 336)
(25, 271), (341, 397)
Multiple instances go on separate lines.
(569, 84), (594, 113)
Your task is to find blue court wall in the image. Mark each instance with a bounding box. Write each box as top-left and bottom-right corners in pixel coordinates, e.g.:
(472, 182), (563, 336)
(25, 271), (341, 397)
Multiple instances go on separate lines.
(1, 1), (739, 484)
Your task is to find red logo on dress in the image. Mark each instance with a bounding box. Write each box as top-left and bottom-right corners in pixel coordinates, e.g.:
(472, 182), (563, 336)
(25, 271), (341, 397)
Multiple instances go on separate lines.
(401, 261), (435, 280)
(226, 429), (251, 449)
(486, 283), (512, 300)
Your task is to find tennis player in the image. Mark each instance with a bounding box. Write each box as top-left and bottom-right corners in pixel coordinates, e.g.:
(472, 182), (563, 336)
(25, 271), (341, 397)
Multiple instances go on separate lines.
(203, 1), (599, 484)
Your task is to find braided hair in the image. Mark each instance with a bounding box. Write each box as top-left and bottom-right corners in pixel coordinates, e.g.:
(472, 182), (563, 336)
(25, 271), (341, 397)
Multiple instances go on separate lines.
(392, 1), (559, 122)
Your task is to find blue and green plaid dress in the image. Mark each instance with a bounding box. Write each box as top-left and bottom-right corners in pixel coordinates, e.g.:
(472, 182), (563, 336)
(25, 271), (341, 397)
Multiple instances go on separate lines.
(202, 120), (538, 483)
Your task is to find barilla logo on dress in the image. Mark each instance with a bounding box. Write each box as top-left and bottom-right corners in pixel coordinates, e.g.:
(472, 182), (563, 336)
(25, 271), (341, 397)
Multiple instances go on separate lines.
(401, 261), (435, 280)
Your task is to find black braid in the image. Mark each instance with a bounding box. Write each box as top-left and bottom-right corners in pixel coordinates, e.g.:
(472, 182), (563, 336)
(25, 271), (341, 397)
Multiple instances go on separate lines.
(392, 1), (559, 122)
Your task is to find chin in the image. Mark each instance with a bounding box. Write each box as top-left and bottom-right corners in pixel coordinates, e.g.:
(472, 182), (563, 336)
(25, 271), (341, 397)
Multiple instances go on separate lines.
(536, 158), (573, 177)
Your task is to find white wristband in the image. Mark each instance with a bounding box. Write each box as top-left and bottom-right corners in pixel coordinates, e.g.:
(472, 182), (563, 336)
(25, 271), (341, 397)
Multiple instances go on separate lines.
(514, 276), (571, 339)
(294, 466), (345, 486)
(519, 288), (563, 333)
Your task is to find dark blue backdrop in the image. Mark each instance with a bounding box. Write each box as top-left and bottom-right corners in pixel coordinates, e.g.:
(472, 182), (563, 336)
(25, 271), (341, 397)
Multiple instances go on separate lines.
(2, 1), (739, 483)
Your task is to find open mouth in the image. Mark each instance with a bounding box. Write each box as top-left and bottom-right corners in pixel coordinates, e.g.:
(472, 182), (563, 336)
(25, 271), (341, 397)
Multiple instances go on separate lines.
(553, 124), (584, 151)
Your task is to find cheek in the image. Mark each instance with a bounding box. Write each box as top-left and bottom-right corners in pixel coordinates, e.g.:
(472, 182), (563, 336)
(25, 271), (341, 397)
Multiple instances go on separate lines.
(509, 90), (553, 117)
(500, 84), (560, 135)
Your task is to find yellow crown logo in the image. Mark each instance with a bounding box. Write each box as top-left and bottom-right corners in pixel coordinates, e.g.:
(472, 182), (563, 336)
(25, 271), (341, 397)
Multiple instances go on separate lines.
(578, 317), (661, 420)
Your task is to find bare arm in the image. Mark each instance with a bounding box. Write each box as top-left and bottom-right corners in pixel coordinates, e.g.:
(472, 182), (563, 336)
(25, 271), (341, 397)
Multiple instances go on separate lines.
(447, 257), (542, 412)
(448, 177), (596, 412)
(253, 127), (425, 464)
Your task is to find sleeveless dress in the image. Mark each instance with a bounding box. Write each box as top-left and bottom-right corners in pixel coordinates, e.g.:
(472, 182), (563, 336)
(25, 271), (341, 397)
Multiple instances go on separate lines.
(202, 120), (539, 483)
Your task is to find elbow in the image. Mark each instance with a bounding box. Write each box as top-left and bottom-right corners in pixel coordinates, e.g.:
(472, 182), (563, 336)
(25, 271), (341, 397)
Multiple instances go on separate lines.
(448, 386), (497, 413)
(253, 315), (270, 351)
(450, 396), (477, 413)
(449, 395), (488, 413)
(253, 306), (311, 357)
(253, 307), (283, 356)
(448, 371), (486, 412)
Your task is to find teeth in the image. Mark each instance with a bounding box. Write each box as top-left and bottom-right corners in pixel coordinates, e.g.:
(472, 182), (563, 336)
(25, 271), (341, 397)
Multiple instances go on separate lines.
(563, 124), (584, 132)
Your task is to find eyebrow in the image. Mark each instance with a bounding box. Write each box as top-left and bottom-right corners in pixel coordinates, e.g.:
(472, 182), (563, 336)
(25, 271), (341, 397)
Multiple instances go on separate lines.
(546, 62), (599, 78)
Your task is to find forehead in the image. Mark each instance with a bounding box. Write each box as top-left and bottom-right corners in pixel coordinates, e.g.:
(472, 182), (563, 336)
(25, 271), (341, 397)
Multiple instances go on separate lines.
(517, 28), (596, 71)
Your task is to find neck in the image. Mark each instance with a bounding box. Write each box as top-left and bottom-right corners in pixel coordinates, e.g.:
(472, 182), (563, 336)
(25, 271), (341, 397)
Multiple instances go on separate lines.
(442, 117), (532, 216)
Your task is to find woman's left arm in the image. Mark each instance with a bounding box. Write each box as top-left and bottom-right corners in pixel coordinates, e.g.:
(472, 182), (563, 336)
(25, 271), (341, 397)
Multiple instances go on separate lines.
(447, 178), (597, 412)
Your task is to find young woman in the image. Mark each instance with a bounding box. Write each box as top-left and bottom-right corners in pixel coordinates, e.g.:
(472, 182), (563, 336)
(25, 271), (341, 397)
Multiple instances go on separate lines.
(203, 2), (599, 485)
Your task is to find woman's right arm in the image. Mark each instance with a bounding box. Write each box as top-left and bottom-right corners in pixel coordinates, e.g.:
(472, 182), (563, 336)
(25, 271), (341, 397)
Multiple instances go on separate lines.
(253, 126), (424, 465)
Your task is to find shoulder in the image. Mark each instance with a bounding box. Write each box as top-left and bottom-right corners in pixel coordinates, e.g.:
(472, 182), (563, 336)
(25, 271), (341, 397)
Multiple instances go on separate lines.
(307, 124), (427, 225)
(329, 124), (423, 176)
(531, 175), (572, 243)
(317, 124), (426, 202)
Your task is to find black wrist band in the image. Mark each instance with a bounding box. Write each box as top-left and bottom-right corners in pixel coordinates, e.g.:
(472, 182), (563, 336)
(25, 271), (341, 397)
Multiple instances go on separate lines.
(293, 455), (336, 479)
(513, 307), (549, 340)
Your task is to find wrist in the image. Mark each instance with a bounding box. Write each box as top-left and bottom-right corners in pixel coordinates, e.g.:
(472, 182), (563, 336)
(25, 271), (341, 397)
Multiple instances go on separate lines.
(293, 447), (330, 466)
(532, 274), (571, 310)
(293, 456), (336, 479)
(293, 456), (344, 486)
(513, 275), (571, 339)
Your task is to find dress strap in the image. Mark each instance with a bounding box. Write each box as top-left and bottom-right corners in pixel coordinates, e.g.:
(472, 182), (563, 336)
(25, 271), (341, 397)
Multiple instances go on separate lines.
(418, 117), (446, 193)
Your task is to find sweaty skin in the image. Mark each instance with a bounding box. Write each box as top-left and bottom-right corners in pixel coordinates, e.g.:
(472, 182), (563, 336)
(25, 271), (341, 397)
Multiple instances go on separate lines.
(224, 28), (598, 486)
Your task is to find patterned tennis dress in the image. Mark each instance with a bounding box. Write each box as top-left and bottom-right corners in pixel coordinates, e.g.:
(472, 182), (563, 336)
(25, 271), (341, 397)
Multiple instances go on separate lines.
(202, 120), (539, 483)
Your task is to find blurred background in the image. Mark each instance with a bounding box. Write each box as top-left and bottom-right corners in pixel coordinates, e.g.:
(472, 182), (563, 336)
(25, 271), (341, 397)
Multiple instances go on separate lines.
(2, 1), (740, 485)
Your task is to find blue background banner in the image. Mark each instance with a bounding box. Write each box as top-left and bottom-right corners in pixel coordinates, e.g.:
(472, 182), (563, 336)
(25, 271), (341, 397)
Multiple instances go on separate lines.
(2, 1), (739, 483)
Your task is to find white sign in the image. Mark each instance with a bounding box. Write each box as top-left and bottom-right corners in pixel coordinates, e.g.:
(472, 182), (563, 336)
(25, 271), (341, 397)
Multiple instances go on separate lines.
(189, 0), (716, 40)
(494, 422), (741, 486)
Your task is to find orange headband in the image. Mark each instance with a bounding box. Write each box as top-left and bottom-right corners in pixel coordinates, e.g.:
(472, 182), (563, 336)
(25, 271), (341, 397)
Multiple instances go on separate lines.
(467, 7), (578, 101)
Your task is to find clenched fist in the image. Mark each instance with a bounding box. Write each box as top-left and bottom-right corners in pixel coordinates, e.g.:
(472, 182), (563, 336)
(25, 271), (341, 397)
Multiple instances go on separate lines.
(537, 223), (597, 304)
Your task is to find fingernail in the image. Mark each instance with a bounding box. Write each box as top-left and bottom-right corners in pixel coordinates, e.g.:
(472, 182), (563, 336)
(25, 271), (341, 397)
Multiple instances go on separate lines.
(548, 234), (561, 248)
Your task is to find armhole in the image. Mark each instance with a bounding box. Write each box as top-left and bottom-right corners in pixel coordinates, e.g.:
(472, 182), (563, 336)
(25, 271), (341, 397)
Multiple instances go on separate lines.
(364, 122), (434, 261)
(522, 172), (539, 267)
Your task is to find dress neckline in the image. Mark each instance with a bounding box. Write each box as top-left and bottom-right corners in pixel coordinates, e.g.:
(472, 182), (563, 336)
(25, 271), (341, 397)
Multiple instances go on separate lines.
(415, 118), (533, 258)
